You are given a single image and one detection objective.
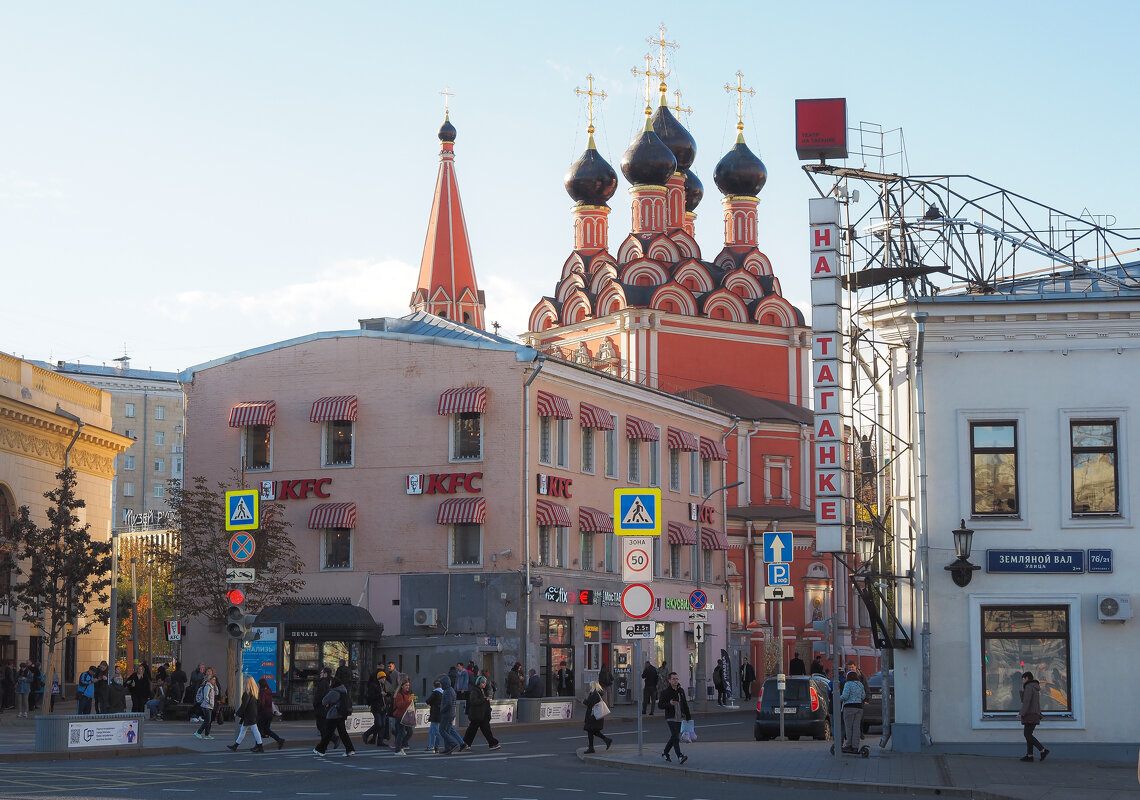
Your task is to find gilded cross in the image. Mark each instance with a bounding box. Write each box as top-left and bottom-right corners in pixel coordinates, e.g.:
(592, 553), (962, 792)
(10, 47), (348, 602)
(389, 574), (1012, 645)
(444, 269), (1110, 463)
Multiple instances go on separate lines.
(631, 53), (663, 116)
(575, 74), (607, 136)
(670, 89), (692, 120)
(724, 71), (755, 133)
(647, 22), (678, 98)
(440, 85), (455, 116)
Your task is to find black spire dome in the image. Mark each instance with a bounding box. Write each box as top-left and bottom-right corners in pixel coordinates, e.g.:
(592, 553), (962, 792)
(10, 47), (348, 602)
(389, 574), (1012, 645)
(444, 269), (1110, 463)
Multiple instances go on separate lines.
(713, 131), (767, 197)
(621, 114), (677, 187)
(684, 169), (704, 212)
(651, 101), (696, 173)
(565, 135), (619, 206)
(438, 114), (457, 143)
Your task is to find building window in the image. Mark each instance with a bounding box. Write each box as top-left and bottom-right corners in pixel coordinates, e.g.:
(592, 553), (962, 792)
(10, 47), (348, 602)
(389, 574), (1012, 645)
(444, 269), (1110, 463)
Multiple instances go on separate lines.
(669, 544), (682, 577)
(124, 403), (136, 418)
(451, 412), (483, 461)
(580, 533), (594, 571)
(154, 458), (165, 473)
(689, 451), (700, 495)
(980, 605), (1070, 715)
(154, 430), (165, 446)
(172, 457), (183, 480)
(648, 432), (660, 488)
(322, 528), (352, 570)
(243, 425), (272, 471)
(702, 458), (712, 496)
(451, 523), (482, 567)
(123, 482), (135, 497)
(539, 526), (568, 568)
(125, 429), (136, 440)
(604, 532), (618, 573)
(581, 429), (595, 474)
(604, 417), (618, 478)
(970, 422), (1018, 515)
(324, 420), (354, 466)
(123, 455), (135, 471)
(652, 536), (662, 577)
(628, 440), (641, 484)
(153, 484), (164, 499)
(539, 418), (552, 464)
(703, 549), (713, 582)
(1070, 420), (1118, 515)
(555, 419), (569, 469)
(155, 406), (165, 420)
(690, 546), (699, 581)
(669, 450), (681, 492)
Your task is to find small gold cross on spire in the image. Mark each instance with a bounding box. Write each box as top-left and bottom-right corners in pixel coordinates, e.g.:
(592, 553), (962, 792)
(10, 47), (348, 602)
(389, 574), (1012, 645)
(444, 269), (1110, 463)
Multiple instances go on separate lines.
(630, 53), (663, 116)
(670, 89), (691, 120)
(440, 85), (455, 117)
(724, 71), (755, 134)
(575, 74), (607, 136)
(647, 23), (678, 101)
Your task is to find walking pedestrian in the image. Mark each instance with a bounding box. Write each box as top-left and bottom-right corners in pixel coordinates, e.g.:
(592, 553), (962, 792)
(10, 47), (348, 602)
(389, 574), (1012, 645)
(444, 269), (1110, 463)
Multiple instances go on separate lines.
(311, 667), (340, 750)
(840, 670), (866, 753)
(740, 657), (756, 700)
(641, 659), (659, 715)
(14, 663), (30, 717)
(581, 680), (613, 753)
(462, 675), (501, 750)
(789, 652), (807, 676)
(362, 670), (390, 747)
(392, 677), (416, 755)
(713, 659), (727, 706)
(313, 675), (355, 757)
(555, 660), (574, 697)
(226, 676), (265, 752)
(1018, 672), (1049, 762)
(658, 671), (690, 764)
(256, 676), (286, 749)
(425, 679), (443, 752)
(194, 675), (218, 740)
(436, 674), (465, 754)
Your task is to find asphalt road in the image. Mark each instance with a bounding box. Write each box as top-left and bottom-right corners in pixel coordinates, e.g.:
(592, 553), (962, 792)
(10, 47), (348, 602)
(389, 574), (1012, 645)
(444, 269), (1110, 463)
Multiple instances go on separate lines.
(0, 714), (894, 800)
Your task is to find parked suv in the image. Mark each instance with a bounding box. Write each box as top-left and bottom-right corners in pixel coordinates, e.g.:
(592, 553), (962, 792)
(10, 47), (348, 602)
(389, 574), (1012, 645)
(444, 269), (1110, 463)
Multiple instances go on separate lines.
(753, 675), (831, 741)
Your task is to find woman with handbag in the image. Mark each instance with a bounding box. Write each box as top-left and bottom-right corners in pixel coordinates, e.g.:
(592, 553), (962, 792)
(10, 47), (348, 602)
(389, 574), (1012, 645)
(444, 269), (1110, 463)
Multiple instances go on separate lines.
(392, 678), (417, 755)
(581, 680), (613, 753)
(226, 676), (265, 753)
(256, 676), (286, 749)
(462, 675), (501, 751)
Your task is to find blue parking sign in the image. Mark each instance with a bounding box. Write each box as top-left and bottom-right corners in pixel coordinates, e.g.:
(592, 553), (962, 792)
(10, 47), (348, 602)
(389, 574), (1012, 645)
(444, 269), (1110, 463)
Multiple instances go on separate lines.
(767, 563), (790, 586)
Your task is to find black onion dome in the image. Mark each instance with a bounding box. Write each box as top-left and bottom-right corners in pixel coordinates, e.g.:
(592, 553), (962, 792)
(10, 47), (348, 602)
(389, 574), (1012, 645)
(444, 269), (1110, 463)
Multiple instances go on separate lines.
(438, 115), (457, 142)
(684, 169), (704, 212)
(713, 133), (768, 197)
(620, 118), (677, 187)
(565, 136), (618, 205)
(651, 103), (696, 173)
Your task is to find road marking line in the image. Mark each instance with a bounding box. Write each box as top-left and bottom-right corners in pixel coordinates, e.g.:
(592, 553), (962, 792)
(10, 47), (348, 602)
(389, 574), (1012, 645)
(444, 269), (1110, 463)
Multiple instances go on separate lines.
(555, 789), (584, 793)
(520, 785), (544, 789)
(485, 781), (508, 785)
(597, 793), (628, 796)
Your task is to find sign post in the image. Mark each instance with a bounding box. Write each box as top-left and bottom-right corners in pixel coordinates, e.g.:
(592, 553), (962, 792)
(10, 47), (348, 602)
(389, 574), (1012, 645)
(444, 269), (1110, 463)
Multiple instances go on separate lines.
(763, 531), (794, 741)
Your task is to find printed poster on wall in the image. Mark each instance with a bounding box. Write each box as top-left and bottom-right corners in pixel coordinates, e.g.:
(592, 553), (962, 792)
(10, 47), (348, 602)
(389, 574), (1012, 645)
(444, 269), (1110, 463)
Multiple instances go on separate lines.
(539, 701), (574, 721)
(68, 719), (140, 748)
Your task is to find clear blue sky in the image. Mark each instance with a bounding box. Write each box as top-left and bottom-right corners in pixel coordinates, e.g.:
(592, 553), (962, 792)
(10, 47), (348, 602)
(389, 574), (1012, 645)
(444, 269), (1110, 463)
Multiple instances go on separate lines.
(3, 1), (1137, 371)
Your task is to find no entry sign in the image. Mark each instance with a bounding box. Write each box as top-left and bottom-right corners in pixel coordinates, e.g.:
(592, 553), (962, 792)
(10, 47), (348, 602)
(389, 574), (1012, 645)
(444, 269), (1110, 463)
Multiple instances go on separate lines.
(621, 583), (655, 619)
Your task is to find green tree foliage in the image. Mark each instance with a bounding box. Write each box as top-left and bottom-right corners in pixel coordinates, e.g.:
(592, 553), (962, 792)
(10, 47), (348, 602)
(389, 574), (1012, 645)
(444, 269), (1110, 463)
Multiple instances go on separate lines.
(4, 468), (113, 712)
(161, 475), (305, 621)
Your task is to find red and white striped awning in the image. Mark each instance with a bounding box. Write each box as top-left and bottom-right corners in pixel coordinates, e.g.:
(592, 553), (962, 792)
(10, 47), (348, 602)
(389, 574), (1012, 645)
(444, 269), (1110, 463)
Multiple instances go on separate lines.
(535, 498), (572, 528)
(667, 521), (698, 546)
(228, 401), (277, 427)
(666, 427), (699, 452)
(700, 527), (730, 550)
(310, 395), (359, 422)
(578, 506), (614, 533)
(625, 415), (660, 441)
(699, 435), (729, 461)
(307, 502), (357, 529)
(536, 390), (573, 420)
(579, 402), (615, 430)
(438, 387), (487, 415)
(436, 497), (487, 525)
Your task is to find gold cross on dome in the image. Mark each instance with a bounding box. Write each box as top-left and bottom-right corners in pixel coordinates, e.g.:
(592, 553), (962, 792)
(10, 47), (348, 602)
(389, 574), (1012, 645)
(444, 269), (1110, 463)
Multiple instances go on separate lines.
(440, 85), (455, 116)
(575, 74), (607, 136)
(631, 53), (663, 116)
(670, 89), (691, 119)
(724, 71), (755, 132)
(647, 22), (678, 99)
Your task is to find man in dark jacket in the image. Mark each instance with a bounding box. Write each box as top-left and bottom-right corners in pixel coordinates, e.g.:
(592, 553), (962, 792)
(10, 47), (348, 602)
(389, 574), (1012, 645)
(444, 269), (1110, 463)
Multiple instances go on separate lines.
(1018, 672), (1049, 762)
(313, 677), (355, 757)
(523, 669), (543, 698)
(505, 663), (523, 699)
(641, 659), (659, 715)
(555, 660), (573, 697)
(312, 668), (340, 750)
(658, 671), (691, 764)
(437, 675), (465, 753)
(740, 657), (756, 700)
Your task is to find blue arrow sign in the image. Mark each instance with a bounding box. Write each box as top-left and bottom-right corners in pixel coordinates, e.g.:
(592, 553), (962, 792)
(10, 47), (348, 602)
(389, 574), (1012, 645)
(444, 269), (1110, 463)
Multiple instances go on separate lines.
(763, 531), (793, 563)
(767, 563), (790, 586)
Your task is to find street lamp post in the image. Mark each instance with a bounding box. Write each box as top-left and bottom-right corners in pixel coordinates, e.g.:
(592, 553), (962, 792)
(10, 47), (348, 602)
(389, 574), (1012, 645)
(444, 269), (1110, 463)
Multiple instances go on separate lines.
(694, 480), (743, 712)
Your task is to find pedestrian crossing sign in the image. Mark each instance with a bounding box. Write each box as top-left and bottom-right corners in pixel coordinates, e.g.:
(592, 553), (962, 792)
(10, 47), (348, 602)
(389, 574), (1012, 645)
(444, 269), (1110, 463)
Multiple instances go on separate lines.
(614, 488), (661, 536)
(225, 489), (260, 531)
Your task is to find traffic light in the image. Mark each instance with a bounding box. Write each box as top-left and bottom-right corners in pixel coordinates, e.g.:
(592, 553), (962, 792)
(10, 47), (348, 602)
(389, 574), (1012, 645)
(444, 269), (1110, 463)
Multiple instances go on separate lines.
(225, 588), (250, 640)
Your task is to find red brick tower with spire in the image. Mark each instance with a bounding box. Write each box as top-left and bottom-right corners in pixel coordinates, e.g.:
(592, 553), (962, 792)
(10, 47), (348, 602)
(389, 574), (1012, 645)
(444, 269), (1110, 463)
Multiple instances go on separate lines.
(410, 110), (486, 329)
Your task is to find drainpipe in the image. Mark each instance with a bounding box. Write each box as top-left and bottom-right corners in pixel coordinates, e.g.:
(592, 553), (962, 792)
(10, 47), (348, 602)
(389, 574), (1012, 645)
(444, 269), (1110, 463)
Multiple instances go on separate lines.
(521, 355), (546, 673)
(56, 404), (84, 469)
(912, 312), (932, 746)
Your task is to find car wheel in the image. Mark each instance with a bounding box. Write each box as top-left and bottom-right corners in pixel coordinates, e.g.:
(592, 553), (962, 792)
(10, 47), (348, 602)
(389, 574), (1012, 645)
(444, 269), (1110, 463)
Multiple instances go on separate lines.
(814, 717), (831, 741)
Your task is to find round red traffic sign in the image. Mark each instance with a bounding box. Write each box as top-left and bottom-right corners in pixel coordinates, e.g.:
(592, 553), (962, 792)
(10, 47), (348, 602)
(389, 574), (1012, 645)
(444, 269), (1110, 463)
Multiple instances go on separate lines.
(621, 583), (654, 619)
(625, 547), (649, 574)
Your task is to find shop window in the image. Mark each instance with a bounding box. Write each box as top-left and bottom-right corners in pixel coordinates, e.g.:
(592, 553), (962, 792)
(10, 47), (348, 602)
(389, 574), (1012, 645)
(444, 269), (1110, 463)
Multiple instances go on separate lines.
(980, 604), (1071, 715)
(581, 428), (595, 474)
(322, 528), (352, 570)
(539, 526), (568, 567)
(628, 440), (641, 484)
(451, 412), (483, 461)
(1070, 420), (1118, 515)
(451, 523), (482, 567)
(243, 424), (272, 471)
(689, 451), (700, 494)
(648, 432), (660, 487)
(970, 421), (1018, 515)
(579, 533), (594, 571)
(669, 450), (681, 492)
(604, 418), (618, 478)
(324, 420), (355, 466)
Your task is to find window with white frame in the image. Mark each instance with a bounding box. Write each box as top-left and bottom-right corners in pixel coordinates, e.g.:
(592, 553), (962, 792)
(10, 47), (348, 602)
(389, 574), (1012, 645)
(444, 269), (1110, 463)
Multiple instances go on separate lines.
(628, 439), (641, 484)
(648, 432), (660, 487)
(1070, 419), (1118, 515)
(970, 421), (1018, 515)
(243, 425), (272, 471)
(556, 418), (570, 469)
(124, 403), (136, 418)
(154, 458), (165, 474)
(538, 526), (568, 568)
(122, 455), (135, 470)
(669, 544), (682, 577)
(702, 458), (712, 496)
(122, 482), (135, 497)
(689, 451), (700, 494)
(604, 418), (619, 478)
(581, 428), (595, 474)
(322, 528), (352, 569)
(580, 533), (594, 571)
(154, 430), (165, 446)
(539, 417), (553, 464)
(451, 412), (483, 461)
(155, 406), (165, 420)
(451, 523), (482, 567)
(980, 604), (1071, 715)
(605, 532), (617, 573)
(669, 450), (681, 492)
(152, 484), (164, 499)
(324, 420), (354, 466)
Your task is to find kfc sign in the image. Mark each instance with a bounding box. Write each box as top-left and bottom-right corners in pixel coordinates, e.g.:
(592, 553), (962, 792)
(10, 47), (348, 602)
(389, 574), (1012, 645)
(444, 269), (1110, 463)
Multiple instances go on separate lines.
(406, 472), (483, 495)
(536, 473), (573, 498)
(260, 479), (331, 500)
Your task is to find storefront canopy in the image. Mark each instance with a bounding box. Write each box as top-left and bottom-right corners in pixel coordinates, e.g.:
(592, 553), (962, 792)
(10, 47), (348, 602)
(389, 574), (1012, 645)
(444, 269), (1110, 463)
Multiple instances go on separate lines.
(310, 395), (359, 422)
(536, 390), (573, 419)
(666, 426), (699, 452)
(438, 387), (487, 415)
(579, 401), (615, 430)
(228, 401), (277, 427)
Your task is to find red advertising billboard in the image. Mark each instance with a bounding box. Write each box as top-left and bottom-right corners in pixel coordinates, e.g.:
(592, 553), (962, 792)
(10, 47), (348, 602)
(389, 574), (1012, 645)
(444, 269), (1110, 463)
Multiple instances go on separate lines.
(795, 98), (848, 161)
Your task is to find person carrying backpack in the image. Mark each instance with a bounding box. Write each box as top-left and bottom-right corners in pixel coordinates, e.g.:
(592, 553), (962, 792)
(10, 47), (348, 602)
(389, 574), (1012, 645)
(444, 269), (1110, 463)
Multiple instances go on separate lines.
(313, 676), (355, 757)
(194, 675), (218, 739)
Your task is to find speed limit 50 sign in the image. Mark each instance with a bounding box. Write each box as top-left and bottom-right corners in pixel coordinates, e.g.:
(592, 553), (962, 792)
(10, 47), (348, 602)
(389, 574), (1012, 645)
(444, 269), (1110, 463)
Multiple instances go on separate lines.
(622, 536), (654, 583)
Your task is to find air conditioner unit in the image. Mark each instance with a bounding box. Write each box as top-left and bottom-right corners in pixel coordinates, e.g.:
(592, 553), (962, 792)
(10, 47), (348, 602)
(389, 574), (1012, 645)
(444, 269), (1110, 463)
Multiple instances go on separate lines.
(413, 608), (439, 627)
(1097, 594), (1132, 622)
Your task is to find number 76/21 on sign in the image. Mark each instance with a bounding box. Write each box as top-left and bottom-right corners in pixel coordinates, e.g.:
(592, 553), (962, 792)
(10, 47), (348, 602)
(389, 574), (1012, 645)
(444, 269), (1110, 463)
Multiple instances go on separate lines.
(622, 536), (653, 583)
